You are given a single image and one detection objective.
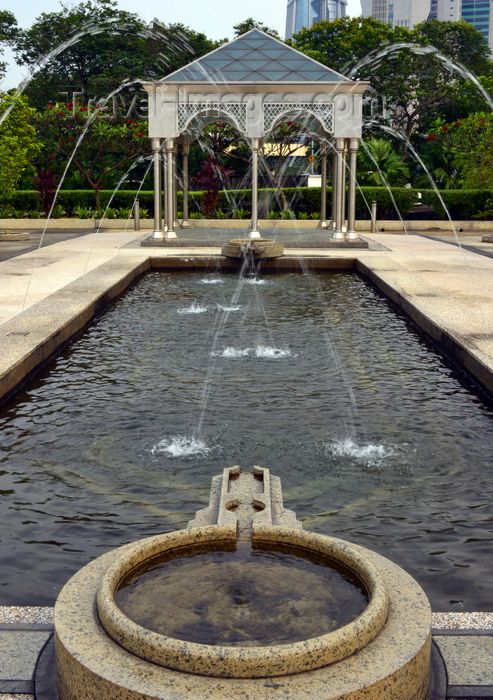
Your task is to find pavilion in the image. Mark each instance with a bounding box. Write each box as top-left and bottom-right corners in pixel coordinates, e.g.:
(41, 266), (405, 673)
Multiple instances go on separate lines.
(143, 29), (368, 240)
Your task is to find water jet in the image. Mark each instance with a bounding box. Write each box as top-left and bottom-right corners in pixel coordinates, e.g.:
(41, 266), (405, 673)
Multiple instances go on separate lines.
(55, 465), (431, 699)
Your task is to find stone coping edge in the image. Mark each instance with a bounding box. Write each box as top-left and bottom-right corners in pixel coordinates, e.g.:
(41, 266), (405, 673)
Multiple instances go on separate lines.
(357, 258), (493, 398)
(2, 218), (493, 231)
(96, 526), (388, 678)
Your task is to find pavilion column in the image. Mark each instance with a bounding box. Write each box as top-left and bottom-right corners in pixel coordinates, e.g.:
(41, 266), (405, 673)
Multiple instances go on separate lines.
(165, 138), (177, 239)
(250, 138), (261, 239)
(346, 138), (359, 240)
(318, 144), (328, 228)
(181, 144), (191, 228)
(151, 138), (163, 239)
(173, 148), (178, 228)
(329, 146), (337, 230)
(341, 140), (348, 233)
(332, 138), (346, 240)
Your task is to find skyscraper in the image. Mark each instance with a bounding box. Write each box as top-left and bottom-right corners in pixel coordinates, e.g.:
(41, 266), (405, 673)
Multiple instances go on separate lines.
(285, 0), (347, 39)
(460, 0), (492, 47)
(360, 0), (432, 28)
(361, 0), (492, 51)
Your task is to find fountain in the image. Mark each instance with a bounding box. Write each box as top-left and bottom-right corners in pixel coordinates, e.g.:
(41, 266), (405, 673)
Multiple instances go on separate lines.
(55, 465), (431, 699)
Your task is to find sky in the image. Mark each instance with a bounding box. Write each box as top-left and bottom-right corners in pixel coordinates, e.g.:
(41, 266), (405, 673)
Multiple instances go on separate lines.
(0, 0), (362, 89)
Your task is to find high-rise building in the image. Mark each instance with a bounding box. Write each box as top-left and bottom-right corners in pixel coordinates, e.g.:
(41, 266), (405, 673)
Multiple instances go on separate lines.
(361, 0), (492, 51)
(361, 0), (432, 29)
(459, 0), (492, 47)
(285, 0), (347, 39)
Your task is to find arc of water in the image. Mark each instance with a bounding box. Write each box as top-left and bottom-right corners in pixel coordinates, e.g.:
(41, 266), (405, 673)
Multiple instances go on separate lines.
(20, 79), (148, 311)
(0, 19), (198, 126)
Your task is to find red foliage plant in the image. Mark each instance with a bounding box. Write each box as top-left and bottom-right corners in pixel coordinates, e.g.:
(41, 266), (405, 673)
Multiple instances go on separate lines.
(194, 157), (234, 218)
(33, 170), (58, 216)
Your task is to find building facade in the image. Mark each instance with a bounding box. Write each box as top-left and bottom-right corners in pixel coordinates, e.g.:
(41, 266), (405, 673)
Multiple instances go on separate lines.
(361, 0), (433, 28)
(361, 0), (493, 51)
(285, 0), (347, 39)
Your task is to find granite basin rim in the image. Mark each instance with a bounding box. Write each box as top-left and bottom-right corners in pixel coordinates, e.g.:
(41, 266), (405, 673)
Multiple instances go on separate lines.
(221, 238), (285, 260)
(96, 525), (389, 678)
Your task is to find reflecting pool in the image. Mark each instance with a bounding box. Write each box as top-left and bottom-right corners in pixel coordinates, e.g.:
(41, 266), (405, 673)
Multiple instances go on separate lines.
(1, 271), (493, 609)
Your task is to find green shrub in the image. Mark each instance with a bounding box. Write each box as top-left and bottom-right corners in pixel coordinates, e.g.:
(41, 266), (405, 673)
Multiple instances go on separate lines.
(3, 187), (492, 220)
(13, 209), (26, 219)
(75, 207), (93, 219)
(116, 207), (132, 219)
(51, 204), (64, 219)
(233, 208), (249, 219)
(267, 210), (280, 219)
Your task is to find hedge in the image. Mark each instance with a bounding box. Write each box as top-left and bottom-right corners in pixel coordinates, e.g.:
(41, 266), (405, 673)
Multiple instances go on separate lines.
(2, 187), (493, 220)
(420, 189), (493, 220)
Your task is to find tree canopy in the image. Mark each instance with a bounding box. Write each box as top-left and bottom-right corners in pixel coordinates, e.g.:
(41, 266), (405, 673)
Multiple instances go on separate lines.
(0, 93), (40, 197)
(0, 10), (17, 78)
(290, 17), (492, 151)
(13, 0), (221, 109)
(233, 18), (280, 38)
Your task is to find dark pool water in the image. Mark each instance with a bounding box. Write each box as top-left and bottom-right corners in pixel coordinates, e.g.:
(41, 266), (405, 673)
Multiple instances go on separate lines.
(116, 543), (368, 646)
(1, 270), (493, 610)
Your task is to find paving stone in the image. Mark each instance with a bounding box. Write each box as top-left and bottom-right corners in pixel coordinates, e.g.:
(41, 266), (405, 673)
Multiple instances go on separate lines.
(435, 636), (493, 686)
(0, 631), (50, 679)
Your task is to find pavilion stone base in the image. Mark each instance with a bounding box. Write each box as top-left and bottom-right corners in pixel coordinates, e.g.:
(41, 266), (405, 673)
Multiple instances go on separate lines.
(141, 236), (369, 249)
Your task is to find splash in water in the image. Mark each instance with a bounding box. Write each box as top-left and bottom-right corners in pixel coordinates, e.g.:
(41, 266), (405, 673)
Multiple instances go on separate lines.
(177, 302), (208, 314)
(200, 277), (224, 285)
(326, 438), (394, 465)
(151, 436), (211, 458)
(254, 345), (293, 358)
(216, 304), (244, 311)
(244, 277), (267, 285)
(212, 347), (251, 357)
(211, 345), (293, 358)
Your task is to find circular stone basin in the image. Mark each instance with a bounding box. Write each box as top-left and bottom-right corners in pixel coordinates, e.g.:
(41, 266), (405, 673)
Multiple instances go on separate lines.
(115, 542), (369, 647)
(221, 238), (284, 259)
(97, 526), (389, 678)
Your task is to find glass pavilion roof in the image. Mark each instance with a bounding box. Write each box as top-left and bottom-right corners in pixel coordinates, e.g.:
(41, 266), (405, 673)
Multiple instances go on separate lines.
(162, 29), (350, 83)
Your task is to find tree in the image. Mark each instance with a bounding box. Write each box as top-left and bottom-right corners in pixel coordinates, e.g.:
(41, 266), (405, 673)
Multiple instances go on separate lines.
(424, 112), (493, 189)
(34, 101), (149, 208)
(261, 122), (309, 210)
(412, 118), (460, 189)
(358, 138), (409, 186)
(0, 92), (40, 198)
(233, 18), (280, 39)
(290, 18), (492, 154)
(13, 0), (220, 109)
(0, 10), (17, 78)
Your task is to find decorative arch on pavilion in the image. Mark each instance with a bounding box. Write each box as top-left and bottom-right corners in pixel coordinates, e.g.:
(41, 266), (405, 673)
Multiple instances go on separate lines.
(143, 29), (368, 240)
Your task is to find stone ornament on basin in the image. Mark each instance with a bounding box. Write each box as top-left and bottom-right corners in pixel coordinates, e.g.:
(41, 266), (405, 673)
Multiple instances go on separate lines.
(54, 466), (432, 699)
